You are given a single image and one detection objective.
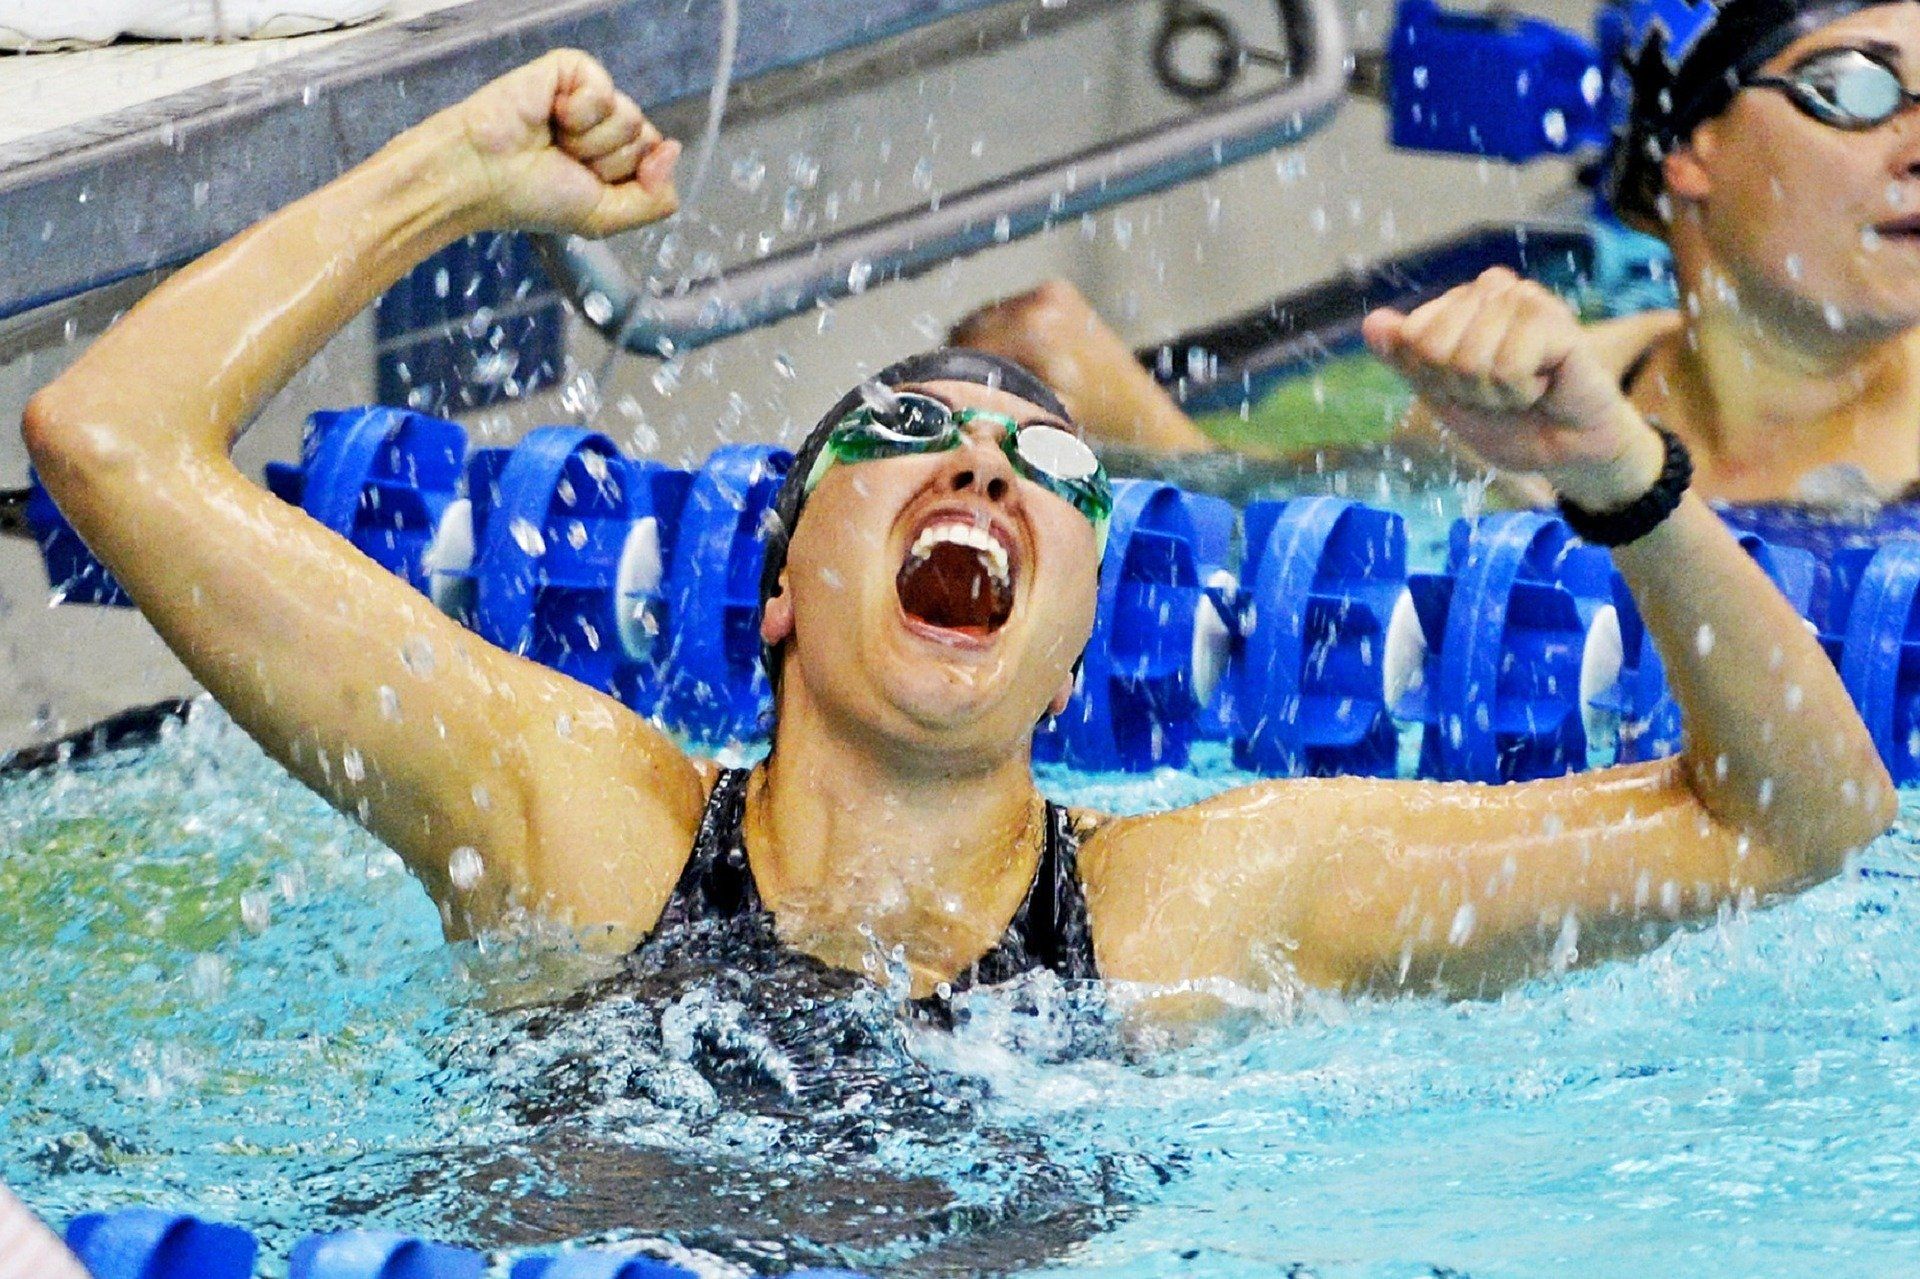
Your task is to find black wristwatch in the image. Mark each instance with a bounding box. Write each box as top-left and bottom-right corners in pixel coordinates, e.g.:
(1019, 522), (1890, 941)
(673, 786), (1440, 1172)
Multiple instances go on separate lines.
(1556, 425), (1693, 548)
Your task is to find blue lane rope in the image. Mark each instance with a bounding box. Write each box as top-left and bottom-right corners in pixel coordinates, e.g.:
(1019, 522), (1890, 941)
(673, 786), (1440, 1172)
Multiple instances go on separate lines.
(47, 1206), (877, 1279)
(29, 404), (1920, 784)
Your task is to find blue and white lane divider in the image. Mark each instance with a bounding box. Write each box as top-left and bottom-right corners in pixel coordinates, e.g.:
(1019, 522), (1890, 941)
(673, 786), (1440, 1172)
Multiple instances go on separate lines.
(29, 405), (1920, 784)
(35, 1205), (880, 1279)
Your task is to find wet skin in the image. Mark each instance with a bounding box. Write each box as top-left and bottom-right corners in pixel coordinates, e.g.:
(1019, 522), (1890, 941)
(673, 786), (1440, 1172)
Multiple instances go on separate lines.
(20, 53), (1895, 1005)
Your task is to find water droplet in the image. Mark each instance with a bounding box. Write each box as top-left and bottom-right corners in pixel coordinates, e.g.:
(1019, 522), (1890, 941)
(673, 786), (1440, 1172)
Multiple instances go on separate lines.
(509, 518), (547, 557)
(1412, 65), (1428, 90)
(911, 156), (935, 193)
(1784, 254), (1804, 281)
(188, 954), (230, 1002)
(1823, 302), (1844, 331)
(1541, 109), (1568, 149)
(401, 635), (437, 678)
(1448, 901), (1477, 946)
(471, 783), (492, 811)
(1581, 65), (1603, 106)
(240, 891), (272, 934)
(848, 258), (873, 293)
(730, 154), (766, 192)
(449, 845), (484, 891)
(342, 748), (365, 783)
(1695, 624), (1715, 656)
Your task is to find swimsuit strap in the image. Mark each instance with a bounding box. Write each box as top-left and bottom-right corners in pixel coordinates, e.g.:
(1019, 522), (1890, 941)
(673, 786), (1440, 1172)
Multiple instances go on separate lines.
(654, 769), (1098, 986)
(655, 766), (761, 934)
(959, 800), (1098, 989)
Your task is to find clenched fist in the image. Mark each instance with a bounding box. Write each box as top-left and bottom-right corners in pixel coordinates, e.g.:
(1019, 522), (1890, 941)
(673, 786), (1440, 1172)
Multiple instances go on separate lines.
(1362, 268), (1665, 511)
(438, 49), (681, 239)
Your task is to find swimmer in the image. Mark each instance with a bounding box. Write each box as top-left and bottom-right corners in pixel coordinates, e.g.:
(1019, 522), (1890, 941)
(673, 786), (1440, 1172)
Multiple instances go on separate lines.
(958, 0), (1920, 506)
(22, 51), (1895, 1002)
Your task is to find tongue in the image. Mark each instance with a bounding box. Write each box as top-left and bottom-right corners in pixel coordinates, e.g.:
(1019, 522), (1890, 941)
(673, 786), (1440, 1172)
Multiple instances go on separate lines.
(897, 542), (1012, 636)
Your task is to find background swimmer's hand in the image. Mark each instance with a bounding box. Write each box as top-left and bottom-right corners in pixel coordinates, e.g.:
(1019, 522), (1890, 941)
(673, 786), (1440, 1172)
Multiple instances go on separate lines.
(950, 281), (1217, 452)
(1361, 267), (1665, 511)
(441, 49), (681, 237)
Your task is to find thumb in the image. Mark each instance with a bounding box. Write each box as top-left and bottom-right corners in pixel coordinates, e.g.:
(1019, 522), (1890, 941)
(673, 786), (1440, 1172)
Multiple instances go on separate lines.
(1361, 307), (1406, 358)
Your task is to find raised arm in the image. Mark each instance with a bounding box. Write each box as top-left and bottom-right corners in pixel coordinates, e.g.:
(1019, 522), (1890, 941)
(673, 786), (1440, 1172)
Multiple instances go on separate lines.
(1084, 269), (1896, 996)
(22, 52), (707, 949)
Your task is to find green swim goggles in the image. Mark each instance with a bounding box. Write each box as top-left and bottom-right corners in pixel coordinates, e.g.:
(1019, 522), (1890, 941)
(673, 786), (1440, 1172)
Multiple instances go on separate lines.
(804, 390), (1113, 550)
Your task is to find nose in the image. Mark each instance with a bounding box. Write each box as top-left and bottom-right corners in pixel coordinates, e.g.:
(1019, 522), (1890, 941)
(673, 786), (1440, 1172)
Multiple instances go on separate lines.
(945, 419), (1017, 504)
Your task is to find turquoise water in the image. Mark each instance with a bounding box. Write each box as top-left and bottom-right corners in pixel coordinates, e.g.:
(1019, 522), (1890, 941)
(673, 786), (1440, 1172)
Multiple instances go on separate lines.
(4, 702), (1920, 1277)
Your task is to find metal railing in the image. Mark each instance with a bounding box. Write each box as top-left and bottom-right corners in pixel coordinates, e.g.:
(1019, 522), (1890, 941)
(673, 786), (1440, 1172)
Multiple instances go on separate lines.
(540, 0), (1352, 356)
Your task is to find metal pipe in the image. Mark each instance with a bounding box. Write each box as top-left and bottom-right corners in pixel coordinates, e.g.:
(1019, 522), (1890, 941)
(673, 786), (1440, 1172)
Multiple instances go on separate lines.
(539, 0), (1352, 356)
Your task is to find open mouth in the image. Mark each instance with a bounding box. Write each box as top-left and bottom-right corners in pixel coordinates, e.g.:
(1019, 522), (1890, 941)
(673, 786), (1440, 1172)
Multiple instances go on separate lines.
(896, 518), (1016, 640)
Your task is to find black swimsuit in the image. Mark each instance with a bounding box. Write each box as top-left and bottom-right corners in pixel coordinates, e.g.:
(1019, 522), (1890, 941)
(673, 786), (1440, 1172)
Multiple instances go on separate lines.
(652, 768), (1099, 991)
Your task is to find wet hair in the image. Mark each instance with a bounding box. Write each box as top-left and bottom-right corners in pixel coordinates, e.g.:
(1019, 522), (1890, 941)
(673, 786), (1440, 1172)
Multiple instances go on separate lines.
(1606, 0), (1902, 229)
(756, 348), (1072, 697)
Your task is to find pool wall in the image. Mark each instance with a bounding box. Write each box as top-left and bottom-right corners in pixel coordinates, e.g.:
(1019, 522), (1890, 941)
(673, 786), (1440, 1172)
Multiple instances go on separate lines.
(0, 0), (1587, 753)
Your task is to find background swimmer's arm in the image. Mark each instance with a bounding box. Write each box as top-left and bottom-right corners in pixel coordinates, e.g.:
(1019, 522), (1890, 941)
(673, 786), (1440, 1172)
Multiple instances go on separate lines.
(949, 281), (1219, 451)
(1082, 270), (1895, 997)
(22, 53), (707, 949)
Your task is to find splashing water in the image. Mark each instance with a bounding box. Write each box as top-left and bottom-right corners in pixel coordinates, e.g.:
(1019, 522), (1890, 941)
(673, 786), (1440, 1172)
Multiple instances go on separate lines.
(3, 703), (1920, 1277)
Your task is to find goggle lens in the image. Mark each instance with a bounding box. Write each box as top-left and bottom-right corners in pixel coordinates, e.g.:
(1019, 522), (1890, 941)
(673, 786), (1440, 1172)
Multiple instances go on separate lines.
(1013, 424), (1101, 482)
(1761, 48), (1916, 129)
(866, 392), (955, 444)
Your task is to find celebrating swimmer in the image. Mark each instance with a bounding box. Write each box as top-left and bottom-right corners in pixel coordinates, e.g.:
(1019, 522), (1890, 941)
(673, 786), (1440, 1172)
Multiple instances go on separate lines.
(21, 50), (1895, 1001)
(960, 0), (1920, 507)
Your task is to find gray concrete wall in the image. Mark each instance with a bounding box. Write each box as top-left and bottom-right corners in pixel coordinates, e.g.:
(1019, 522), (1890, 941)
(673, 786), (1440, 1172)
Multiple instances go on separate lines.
(0, 0), (1587, 753)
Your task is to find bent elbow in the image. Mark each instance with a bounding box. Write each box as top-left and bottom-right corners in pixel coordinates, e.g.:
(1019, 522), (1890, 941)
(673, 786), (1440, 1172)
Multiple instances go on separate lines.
(22, 386), (139, 495)
(21, 387), (71, 469)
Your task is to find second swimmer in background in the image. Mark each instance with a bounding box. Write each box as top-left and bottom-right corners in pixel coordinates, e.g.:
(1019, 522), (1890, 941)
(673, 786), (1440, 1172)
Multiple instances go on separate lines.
(956, 0), (1920, 509)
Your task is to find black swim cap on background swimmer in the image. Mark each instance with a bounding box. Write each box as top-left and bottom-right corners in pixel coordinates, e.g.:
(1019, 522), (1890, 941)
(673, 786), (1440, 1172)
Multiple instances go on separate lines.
(1607, 0), (1906, 226)
(756, 348), (1072, 694)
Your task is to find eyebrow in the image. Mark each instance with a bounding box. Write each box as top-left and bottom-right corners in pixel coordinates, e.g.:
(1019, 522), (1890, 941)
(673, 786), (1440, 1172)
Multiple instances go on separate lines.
(1796, 37), (1903, 66)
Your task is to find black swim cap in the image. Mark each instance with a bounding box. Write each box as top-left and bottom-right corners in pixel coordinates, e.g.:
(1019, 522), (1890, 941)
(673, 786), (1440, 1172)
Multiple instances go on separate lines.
(1606, 0), (1907, 226)
(756, 349), (1071, 695)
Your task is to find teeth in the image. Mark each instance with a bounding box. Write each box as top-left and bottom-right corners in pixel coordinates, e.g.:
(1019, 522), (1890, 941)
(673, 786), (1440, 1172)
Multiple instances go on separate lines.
(908, 520), (1011, 586)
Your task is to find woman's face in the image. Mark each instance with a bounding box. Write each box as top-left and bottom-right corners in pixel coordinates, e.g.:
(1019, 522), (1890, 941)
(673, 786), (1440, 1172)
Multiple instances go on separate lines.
(1674, 4), (1920, 335)
(762, 379), (1100, 755)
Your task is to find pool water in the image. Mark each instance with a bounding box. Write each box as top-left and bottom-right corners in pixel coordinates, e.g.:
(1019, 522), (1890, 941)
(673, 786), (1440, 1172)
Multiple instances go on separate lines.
(4, 701), (1920, 1278)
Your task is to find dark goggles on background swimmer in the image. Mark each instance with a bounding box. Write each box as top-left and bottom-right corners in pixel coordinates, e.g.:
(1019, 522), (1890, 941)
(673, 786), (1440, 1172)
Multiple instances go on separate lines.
(1747, 46), (1920, 129)
(803, 390), (1113, 549)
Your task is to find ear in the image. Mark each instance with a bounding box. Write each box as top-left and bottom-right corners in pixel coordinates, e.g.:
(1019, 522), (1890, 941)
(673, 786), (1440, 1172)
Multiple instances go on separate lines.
(1048, 670), (1075, 718)
(760, 570), (795, 647)
(1661, 126), (1716, 205)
